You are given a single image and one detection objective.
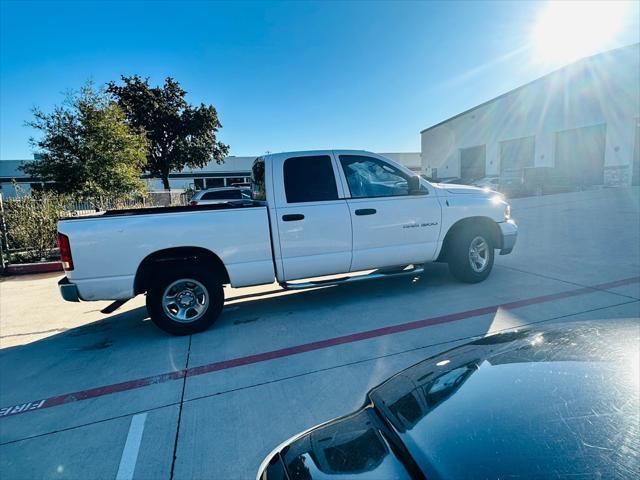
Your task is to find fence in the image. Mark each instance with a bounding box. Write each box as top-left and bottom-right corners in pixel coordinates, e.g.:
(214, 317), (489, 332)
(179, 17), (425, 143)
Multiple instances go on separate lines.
(0, 190), (191, 269)
(63, 191), (190, 216)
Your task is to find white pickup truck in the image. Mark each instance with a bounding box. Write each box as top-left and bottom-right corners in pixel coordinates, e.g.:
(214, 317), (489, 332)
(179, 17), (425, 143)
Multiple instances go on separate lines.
(57, 150), (517, 335)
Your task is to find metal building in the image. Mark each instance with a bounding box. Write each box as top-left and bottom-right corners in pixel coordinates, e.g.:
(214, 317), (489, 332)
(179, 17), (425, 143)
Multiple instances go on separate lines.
(421, 44), (640, 188)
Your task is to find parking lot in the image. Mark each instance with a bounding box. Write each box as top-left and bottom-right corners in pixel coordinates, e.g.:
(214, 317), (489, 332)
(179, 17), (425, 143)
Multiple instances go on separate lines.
(1, 187), (639, 480)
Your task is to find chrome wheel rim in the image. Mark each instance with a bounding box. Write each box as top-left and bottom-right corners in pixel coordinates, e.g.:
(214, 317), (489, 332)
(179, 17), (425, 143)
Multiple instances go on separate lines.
(162, 278), (209, 323)
(468, 236), (489, 273)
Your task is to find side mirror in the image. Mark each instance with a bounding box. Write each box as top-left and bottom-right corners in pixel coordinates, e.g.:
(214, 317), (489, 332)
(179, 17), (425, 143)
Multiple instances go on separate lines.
(408, 176), (427, 195)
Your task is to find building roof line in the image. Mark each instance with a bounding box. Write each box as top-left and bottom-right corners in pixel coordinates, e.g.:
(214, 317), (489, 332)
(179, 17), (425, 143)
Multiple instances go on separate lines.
(419, 43), (639, 135)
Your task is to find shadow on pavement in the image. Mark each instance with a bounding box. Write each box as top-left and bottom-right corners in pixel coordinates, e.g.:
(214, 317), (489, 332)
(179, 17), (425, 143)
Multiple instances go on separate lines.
(0, 263), (465, 409)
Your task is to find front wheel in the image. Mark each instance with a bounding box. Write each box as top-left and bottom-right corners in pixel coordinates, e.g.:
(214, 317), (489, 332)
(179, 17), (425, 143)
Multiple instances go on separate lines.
(146, 264), (224, 335)
(448, 229), (495, 283)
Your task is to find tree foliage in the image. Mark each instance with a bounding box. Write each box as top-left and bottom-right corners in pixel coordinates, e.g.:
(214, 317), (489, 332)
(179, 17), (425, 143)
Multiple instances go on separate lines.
(107, 75), (229, 189)
(21, 82), (148, 199)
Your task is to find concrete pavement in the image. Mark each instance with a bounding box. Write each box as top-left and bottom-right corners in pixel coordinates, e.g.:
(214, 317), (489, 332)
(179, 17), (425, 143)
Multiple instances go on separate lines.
(1, 187), (638, 479)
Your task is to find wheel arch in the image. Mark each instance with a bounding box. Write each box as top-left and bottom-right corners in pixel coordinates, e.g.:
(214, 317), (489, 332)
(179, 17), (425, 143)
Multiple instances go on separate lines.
(437, 216), (502, 262)
(134, 246), (230, 295)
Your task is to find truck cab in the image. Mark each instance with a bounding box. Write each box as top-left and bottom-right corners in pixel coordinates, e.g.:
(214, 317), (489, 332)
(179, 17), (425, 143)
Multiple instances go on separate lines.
(256, 150), (443, 282)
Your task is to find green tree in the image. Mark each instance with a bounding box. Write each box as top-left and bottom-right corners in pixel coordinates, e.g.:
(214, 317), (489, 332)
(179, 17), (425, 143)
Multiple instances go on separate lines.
(21, 82), (148, 199)
(107, 75), (229, 190)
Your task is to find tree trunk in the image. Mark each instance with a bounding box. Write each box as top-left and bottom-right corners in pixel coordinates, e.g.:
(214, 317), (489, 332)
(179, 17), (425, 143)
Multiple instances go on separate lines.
(161, 175), (170, 190)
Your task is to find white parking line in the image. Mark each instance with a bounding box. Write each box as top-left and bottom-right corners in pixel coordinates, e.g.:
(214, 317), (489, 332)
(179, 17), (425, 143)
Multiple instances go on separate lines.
(115, 413), (147, 480)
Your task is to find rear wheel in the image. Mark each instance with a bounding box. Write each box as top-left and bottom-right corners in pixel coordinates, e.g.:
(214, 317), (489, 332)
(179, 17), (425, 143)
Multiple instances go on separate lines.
(448, 228), (494, 283)
(146, 264), (224, 335)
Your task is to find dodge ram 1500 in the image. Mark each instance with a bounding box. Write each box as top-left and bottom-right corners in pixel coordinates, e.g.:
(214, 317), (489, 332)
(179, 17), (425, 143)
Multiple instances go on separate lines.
(57, 150), (517, 335)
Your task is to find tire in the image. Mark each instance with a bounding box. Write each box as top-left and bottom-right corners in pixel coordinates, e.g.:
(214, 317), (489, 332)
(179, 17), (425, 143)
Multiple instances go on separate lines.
(146, 264), (224, 335)
(447, 227), (495, 283)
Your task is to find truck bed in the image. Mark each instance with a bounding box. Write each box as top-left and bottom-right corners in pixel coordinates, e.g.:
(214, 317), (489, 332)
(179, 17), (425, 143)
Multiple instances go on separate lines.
(58, 203), (275, 300)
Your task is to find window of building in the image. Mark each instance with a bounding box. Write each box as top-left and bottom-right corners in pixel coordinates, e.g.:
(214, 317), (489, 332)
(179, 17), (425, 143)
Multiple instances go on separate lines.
(205, 178), (225, 189)
(283, 155), (338, 203)
(194, 179), (205, 190)
(339, 155), (409, 198)
(225, 177), (246, 186)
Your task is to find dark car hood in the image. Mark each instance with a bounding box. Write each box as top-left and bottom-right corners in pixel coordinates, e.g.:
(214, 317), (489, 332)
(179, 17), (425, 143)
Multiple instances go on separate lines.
(260, 320), (639, 480)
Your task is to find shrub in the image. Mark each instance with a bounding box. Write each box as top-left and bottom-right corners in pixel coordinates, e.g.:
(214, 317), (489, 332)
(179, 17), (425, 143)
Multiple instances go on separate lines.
(3, 189), (69, 261)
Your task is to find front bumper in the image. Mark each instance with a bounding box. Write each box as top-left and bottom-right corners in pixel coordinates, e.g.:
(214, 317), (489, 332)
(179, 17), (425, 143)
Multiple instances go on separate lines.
(499, 219), (518, 255)
(58, 277), (81, 302)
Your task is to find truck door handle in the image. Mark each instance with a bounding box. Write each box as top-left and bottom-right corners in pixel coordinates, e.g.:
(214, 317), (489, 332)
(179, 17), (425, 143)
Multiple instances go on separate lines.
(355, 208), (377, 216)
(282, 214), (305, 222)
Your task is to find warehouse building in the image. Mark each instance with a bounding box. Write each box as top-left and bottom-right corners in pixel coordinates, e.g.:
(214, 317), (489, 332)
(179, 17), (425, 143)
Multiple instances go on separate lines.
(421, 44), (640, 187)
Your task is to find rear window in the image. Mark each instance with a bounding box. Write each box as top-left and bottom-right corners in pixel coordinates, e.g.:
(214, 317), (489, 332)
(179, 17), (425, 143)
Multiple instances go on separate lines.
(251, 157), (266, 201)
(202, 190), (242, 200)
(283, 155), (338, 203)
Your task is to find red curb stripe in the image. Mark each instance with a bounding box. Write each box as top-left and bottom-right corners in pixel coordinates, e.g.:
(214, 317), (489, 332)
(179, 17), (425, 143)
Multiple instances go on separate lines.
(1, 276), (638, 419)
(6, 262), (63, 275)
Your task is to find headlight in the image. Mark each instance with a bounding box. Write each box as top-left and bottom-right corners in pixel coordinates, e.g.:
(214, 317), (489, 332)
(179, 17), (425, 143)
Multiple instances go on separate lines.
(504, 204), (511, 220)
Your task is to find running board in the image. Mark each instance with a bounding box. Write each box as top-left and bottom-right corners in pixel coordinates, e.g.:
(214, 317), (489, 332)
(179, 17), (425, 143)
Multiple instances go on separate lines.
(280, 265), (424, 290)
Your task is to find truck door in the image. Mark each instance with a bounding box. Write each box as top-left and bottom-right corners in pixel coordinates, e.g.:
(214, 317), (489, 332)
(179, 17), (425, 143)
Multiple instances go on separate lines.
(273, 153), (352, 281)
(335, 153), (441, 272)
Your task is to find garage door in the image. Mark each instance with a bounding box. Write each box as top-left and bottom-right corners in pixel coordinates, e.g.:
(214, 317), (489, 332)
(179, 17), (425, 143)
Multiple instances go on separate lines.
(460, 145), (486, 182)
(500, 136), (535, 177)
(555, 124), (606, 186)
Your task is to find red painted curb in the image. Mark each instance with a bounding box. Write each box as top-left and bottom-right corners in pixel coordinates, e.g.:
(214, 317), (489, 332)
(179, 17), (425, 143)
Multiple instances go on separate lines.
(1, 275), (638, 419)
(5, 262), (63, 275)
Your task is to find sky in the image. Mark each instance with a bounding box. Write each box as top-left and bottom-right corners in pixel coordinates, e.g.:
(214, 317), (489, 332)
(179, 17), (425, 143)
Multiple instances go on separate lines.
(1, 0), (639, 159)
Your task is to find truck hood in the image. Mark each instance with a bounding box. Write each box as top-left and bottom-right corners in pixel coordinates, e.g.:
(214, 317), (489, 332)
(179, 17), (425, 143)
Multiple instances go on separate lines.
(437, 183), (487, 195)
(258, 320), (639, 480)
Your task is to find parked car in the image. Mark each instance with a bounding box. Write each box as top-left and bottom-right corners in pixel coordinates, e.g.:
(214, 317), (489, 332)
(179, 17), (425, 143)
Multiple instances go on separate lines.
(189, 186), (251, 205)
(57, 150), (517, 335)
(498, 170), (527, 197)
(257, 319), (639, 480)
(523, 166), (575, 196)
(471, 176), (500, 190)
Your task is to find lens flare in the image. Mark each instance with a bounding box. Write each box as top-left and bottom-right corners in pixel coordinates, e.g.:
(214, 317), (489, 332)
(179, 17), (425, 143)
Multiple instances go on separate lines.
(531, 1), (628, 64)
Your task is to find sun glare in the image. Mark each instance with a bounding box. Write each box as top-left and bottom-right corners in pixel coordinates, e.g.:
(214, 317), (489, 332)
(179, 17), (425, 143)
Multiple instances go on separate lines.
(532, 1), (628, 64)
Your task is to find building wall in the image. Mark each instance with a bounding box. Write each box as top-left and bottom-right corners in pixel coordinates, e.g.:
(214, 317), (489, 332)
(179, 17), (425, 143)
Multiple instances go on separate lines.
(0, 160), (38, 198)
(421, 44), (640, 186)
(144, 156), (256, 191)
(379, 152), (422, 171)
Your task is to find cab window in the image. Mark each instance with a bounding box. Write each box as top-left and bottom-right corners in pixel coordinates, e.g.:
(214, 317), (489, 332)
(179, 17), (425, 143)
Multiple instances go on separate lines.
(283, 155), (339, 203)
(251, 157), (266, 201)
(339, 155), (410, 198)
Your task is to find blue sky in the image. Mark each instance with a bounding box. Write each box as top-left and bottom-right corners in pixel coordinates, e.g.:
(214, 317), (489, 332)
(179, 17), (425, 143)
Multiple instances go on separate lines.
(1, 0), (638, 159)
